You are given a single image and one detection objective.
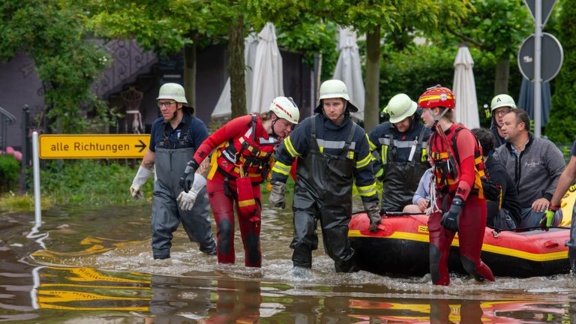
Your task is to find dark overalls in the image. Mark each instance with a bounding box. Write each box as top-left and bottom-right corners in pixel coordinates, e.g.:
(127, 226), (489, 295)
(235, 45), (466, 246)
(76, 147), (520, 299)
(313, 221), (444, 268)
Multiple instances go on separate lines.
(371, 123), (430, 212)
(291, 117), (357, 272)
(151, 121), (216, 259)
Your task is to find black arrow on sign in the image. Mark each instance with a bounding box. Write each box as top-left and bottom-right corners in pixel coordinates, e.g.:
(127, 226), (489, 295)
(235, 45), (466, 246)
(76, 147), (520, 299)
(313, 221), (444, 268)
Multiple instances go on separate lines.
(135, 140), (147, 152)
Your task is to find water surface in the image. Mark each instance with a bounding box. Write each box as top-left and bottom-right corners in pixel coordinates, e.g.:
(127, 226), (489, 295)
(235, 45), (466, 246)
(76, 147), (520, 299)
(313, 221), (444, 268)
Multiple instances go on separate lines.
(1, 202), (576, 323)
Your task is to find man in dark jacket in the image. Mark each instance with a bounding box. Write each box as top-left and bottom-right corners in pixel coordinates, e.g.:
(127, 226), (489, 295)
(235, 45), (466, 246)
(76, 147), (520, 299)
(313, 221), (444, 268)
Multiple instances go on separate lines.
(369, 93), (431, 213)
(269, 79), (380, 274)
(493, 109), (565, 229)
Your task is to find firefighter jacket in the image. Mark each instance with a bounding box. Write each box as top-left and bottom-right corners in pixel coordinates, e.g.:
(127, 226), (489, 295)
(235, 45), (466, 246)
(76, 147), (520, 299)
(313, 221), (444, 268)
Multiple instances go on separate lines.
(271, 113), (378, 204)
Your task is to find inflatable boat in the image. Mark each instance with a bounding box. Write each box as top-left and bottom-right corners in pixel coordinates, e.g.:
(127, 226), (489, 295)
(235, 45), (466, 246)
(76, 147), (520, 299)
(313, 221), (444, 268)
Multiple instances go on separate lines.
(349, 213), (571, 278)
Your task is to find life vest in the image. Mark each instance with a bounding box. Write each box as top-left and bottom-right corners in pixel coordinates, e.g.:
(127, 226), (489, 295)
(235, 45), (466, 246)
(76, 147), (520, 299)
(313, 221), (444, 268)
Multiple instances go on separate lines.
(429, 126), (485, 199)
(211, 115), (278, 184)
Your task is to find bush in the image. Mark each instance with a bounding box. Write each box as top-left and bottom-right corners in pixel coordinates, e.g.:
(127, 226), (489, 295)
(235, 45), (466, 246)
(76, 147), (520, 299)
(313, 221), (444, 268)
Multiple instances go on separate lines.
(39, 160), (152, 206)
(0, 154), (20, 192)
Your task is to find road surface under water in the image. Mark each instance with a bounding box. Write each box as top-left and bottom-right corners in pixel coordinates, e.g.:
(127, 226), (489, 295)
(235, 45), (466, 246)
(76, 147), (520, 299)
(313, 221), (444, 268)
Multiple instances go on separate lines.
(1, 199), (576, 323)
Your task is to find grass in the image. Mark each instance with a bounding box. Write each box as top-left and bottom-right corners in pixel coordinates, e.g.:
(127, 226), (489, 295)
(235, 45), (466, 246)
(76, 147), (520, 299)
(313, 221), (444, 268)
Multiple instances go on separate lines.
(0, 192), (53, 212)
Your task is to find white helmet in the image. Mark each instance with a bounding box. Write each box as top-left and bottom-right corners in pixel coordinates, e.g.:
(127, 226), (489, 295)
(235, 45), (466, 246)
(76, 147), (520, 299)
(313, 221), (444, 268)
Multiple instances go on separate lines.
(157, 83), (188, 104)
(269, 96), (300, 124)
(490, 94), (516, 112)
(315, 79), (358, 113)
(383, 93), (417, 123)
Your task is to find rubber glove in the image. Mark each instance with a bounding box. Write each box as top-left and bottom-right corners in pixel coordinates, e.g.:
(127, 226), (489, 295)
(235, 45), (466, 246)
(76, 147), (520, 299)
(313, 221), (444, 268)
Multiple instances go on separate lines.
(130, 166), (153, 200)
(364, 201), (381, 232)
(441, 196), (463, 232)
(177, 173), (207, 210)
(481, 177), (500, 202)
(375, 167), (385, 182)
(269, 182), (286, 209)
(540, 208), (557, 231)
(180, 159), (199, 193)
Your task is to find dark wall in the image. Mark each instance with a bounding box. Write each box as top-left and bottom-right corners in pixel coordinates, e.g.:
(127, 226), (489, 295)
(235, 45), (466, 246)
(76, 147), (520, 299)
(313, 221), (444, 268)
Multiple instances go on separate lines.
(0, 52), (45, 151)
(0, 43), (311, 151)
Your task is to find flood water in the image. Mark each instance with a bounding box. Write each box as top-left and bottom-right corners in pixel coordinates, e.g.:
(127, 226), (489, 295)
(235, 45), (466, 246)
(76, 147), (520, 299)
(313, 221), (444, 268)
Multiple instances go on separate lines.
(2, 199), (576, 323)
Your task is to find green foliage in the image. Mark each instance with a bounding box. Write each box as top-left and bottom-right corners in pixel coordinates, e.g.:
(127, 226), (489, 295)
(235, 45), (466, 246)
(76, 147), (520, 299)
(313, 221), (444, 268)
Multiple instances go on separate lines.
(547, 0), (576, 143)
(39, 160), (152, 206)
(0, 193), (53, 212)
(380, 45), (524, 127)
(436, 0), (532, 60)
(0, 155), (20, 192)
(0, 0), (114, 134)
(275, 19), (339, 80)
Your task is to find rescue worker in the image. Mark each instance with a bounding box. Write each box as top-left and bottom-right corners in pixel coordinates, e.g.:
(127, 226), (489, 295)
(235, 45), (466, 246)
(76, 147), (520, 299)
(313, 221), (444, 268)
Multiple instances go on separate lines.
(369, 93), (431, 213)
(268, 79), (380, 274)
(179, 96), (299, 268)
(129, 83), (216, 259)
(418, 85), (495, 285)
(546, 139), (576, 272)
(489, 94), (517, 147)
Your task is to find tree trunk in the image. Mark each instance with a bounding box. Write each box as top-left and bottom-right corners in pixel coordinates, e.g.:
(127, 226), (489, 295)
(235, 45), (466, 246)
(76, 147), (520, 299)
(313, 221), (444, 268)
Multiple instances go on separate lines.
(364, 26), (381, 132)
(493, 59), (510, 95)
(229, 15), (246, 119)
(184, 42), (197, 111)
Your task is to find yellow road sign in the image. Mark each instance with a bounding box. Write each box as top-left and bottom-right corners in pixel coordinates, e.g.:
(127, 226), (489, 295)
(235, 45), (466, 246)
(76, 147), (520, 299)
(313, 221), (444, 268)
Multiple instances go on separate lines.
(39, 134), (149, 159)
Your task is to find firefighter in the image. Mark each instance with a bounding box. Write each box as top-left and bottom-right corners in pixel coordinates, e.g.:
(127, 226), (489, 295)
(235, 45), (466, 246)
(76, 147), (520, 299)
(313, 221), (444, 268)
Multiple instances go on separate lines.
(369, 93), (431, 213)
(179, 96), (300, 268)
(130, 83), (216, 260)
(418, 85), (495, 285)
(489, 94), (517, 147)
(268, 79), (380, 274)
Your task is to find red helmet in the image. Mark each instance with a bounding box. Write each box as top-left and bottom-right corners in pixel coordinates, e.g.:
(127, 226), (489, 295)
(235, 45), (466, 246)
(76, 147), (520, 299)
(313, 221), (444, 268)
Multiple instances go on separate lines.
(418, 85), (455, 109)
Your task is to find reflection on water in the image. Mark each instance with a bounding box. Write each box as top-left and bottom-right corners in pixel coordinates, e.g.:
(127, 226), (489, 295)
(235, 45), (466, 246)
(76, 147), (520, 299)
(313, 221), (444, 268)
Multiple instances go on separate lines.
(1, 202), (576, 322)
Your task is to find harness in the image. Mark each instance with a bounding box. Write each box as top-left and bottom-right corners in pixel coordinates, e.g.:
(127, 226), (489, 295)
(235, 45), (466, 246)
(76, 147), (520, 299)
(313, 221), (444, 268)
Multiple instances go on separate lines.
(157, 116), (193, 149)
(380, 125), (428, 166)
(211, 115), (277, 182)
(429, 126), (484, 197)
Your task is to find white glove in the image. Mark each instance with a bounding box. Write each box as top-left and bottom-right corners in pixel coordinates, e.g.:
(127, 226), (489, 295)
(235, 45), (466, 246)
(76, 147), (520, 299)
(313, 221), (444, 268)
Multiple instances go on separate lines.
(177, 173), (207, 210)
(130, 166), (153, 200)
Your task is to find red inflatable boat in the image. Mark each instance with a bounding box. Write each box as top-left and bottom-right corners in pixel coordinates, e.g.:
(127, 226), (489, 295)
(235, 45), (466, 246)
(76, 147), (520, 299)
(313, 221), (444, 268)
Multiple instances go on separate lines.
(348, 212), (571, 277)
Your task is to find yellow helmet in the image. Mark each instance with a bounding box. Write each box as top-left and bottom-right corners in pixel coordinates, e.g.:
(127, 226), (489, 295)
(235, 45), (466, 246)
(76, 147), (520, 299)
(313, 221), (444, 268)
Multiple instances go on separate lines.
(383, 93), (417, 123)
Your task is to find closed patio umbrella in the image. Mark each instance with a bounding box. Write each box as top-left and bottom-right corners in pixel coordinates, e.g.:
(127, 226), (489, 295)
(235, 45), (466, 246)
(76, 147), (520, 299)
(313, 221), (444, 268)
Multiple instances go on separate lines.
(250, 22), (284, 114)
(452, 45), (480, 129)
(332, 27), (365, 121)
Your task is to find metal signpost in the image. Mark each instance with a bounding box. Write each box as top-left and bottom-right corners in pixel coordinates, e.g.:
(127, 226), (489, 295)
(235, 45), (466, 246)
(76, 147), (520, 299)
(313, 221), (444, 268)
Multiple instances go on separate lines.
(519, 0), (561, 138)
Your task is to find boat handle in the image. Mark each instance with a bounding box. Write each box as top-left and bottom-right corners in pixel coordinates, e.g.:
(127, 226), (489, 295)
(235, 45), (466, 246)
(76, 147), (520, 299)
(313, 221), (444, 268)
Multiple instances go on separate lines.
(544, 241), (559, 248)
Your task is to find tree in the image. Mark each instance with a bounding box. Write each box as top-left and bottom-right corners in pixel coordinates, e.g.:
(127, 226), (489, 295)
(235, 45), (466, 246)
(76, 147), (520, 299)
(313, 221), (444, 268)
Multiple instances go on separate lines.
(0, 0), (111, 133)
(249, 0), (471, 131)
(433, 0), (532, 95)
(547, 0), (576, 143)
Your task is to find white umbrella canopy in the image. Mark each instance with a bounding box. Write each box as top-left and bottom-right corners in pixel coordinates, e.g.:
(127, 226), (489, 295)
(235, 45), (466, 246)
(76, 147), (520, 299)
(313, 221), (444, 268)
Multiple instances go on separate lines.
(452, 45), (480, 129)
(212, 33), (259, 118)
(332, 27), (365, 121)
(250, 22), (284, 114)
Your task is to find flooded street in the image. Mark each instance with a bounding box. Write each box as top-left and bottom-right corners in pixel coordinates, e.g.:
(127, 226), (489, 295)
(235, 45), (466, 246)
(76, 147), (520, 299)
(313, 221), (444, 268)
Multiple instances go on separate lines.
(2, 200), (576, 323)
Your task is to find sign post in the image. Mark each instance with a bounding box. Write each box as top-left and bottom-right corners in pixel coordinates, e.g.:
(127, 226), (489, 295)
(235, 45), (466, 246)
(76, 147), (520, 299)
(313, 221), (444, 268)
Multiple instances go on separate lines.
(520, 0), (559, 138)
(39, 134), (149, 159)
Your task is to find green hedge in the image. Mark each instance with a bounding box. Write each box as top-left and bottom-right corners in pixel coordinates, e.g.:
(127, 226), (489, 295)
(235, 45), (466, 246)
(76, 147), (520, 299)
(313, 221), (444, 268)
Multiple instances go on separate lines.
(0, 154), (20, 192)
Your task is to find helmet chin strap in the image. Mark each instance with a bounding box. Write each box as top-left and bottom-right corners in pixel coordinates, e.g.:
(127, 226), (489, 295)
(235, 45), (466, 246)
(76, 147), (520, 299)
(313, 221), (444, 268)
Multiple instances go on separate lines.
(270, 118), (280, 138)
(432, 108), (449, 128)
